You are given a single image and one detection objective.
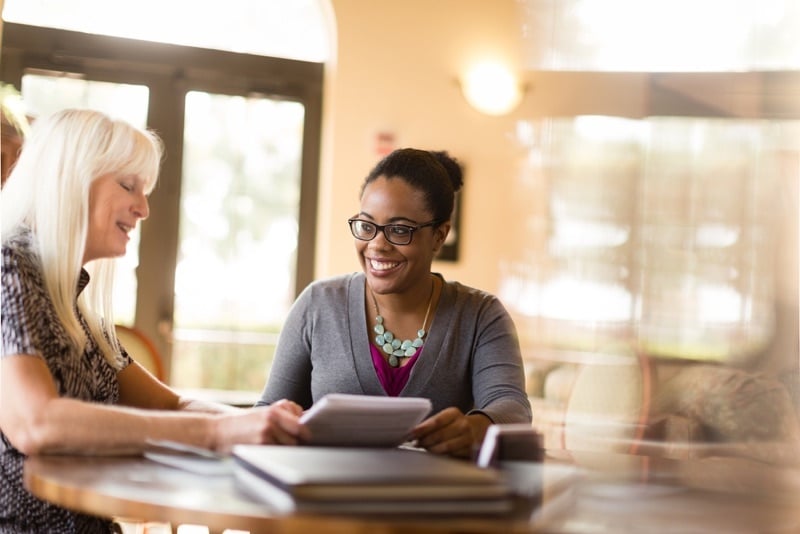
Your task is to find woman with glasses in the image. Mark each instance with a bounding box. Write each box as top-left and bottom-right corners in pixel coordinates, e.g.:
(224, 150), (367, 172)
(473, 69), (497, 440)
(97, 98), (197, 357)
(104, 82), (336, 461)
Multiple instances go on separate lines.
(257, 148), (531, 458)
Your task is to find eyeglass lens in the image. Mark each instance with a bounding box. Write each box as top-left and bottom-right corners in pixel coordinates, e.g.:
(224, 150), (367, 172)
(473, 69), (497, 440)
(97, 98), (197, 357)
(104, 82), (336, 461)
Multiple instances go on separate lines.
(349, 220), (414, 245)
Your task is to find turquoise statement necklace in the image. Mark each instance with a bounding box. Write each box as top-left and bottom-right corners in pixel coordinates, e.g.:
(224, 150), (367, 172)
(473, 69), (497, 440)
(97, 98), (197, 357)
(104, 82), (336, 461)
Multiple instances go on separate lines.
(370, 281), (434, 368)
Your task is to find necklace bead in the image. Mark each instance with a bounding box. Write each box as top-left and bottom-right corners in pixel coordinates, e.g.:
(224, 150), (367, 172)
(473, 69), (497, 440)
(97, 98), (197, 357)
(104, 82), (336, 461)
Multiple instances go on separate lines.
(374, 319), (425, 360)
(370, 281), (434, 368)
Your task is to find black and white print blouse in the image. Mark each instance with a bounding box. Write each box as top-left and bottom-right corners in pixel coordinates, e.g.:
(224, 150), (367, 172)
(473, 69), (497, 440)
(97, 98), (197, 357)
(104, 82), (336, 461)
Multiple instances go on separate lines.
(1, 231), (130, 534)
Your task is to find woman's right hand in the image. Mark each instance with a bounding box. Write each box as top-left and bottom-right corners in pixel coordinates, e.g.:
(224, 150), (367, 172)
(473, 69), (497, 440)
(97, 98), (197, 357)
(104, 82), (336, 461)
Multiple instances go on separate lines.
(212, 399), (309, 453)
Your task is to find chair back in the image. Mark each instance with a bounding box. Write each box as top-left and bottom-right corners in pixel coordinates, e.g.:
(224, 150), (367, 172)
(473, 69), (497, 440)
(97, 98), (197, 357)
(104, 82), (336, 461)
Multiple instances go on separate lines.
(115, 324), (165, 381)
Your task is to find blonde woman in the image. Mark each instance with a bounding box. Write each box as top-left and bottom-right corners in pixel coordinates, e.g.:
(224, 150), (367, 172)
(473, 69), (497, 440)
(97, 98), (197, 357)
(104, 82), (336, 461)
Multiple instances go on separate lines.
(0, 109), (307, 533)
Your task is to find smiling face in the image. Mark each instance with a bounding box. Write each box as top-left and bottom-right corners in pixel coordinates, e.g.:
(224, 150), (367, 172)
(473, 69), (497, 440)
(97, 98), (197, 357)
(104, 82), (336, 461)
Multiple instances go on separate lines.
(356, 176), (450, 296)
(82, 173), (150, 264)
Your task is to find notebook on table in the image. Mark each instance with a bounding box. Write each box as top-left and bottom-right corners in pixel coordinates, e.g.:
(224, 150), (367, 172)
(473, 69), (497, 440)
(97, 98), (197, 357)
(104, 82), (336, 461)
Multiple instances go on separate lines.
(232, 444), (514, 514)
(298, 393), (432, 447)
(143, 439), (233, 476)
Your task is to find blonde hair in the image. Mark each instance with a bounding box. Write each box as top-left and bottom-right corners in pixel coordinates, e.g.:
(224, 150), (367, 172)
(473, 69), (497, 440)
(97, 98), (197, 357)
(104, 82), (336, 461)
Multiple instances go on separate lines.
(1, 108), (163, 368)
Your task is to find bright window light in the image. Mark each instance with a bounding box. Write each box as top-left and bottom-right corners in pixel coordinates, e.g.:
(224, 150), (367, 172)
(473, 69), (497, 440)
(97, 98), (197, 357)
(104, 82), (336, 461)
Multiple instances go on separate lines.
(1, 0), (330, 62)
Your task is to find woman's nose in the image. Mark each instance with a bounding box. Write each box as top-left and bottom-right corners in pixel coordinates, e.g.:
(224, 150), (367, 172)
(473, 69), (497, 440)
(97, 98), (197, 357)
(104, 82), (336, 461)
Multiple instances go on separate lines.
(133, 192), (150, 220)
(369, 230), (392, 249)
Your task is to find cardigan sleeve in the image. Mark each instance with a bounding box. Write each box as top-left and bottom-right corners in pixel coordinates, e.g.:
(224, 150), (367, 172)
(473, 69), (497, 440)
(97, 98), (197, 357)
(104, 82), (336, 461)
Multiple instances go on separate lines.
(256, 284), (315, 408)
(467, 295), (532, 425)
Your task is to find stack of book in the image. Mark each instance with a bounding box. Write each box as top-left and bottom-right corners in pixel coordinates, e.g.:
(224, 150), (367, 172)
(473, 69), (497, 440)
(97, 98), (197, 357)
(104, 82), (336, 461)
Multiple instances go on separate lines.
(232, 445), (514, 515)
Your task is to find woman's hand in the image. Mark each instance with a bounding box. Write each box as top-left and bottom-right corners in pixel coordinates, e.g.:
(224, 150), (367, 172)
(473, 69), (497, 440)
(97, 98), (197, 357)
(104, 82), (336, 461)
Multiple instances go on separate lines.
(212, 399), (310, 453)
(411, 407), (492, 458)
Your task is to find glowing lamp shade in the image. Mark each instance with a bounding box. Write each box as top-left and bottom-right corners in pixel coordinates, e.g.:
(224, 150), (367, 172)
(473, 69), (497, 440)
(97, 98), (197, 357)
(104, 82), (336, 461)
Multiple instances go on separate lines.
(461, 62), (523, 116)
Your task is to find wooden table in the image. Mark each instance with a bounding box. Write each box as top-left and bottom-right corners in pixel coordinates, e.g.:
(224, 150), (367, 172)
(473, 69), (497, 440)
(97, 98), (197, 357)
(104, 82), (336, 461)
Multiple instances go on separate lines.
(24, 449), (800, 534)
(23, 454), (546, 534)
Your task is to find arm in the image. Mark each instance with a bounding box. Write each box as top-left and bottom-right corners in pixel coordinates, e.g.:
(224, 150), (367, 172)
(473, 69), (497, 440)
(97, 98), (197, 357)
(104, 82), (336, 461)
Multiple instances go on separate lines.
(413, 292), (531, 458)
(467, 298), (532, 425)
(256, 285), (315, 408)
(117, 360), (238, 414)
(0, 354), (309, 456)
(0, 245), (308, 455)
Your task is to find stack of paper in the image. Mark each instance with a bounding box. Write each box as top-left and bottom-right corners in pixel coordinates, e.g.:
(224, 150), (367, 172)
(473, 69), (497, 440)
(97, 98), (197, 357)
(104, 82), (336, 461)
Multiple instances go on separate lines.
(144, 439), (233, 475)
(298, 393), (432, 447)
(232, 445), (514, 515)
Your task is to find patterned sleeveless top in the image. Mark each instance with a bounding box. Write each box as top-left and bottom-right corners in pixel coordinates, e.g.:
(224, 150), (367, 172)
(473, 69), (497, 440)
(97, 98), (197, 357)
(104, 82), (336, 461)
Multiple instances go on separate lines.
(1, 231), (130, 533)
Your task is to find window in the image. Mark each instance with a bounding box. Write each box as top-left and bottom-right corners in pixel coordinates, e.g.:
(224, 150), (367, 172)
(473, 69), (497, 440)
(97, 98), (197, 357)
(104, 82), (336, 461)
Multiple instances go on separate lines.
(2, 0), (330, 62)
(1, 4), (327, 392)
(519, 0), (800, 71)
(502, 116), (796, 362)
(508, 0), (799, 451)
(173, 91), (306, 391)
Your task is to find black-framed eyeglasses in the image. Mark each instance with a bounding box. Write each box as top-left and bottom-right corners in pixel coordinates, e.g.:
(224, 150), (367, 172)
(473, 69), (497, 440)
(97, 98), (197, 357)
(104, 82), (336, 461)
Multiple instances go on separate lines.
(347, 218), (441, 246)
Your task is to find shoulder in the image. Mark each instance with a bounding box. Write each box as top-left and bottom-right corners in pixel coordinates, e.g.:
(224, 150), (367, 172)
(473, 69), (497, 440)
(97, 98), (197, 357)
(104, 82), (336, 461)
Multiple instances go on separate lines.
(286, 274), (362, 327)
(2, 233), (43, 287)
(441, 276), (504, 309)
(438, 276), (514, 330)
(2, 234), (59, 358)
(290, 273), (362, 314)
(3, 231), (37, 263)
(302, 273), (362, 298)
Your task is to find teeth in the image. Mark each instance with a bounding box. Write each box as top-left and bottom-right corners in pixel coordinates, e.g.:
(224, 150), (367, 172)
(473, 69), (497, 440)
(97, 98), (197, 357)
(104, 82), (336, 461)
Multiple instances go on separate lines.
(118, 223), (132, 233)
(370, 259), (399, 271)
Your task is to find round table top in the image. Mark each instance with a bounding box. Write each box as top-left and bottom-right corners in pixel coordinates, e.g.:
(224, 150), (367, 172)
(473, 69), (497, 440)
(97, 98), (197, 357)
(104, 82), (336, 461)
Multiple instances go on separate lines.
(24, 449), (800, 534)
(23, 454), (540, 534)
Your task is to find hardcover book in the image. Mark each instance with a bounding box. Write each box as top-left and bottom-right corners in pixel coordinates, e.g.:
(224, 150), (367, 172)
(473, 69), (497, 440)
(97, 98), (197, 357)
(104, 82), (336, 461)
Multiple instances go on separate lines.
(232, 444), (513, 514)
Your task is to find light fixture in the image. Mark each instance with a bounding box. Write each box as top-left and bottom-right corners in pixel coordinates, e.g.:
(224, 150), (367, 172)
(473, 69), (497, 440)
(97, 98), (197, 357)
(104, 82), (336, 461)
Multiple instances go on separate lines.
(460, 61), (524, 116)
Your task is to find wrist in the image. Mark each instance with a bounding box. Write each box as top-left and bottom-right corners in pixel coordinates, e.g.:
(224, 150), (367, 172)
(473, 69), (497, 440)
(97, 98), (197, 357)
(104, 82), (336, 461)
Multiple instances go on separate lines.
(467, 412), (493, 443)
(205, 414), (222, 452)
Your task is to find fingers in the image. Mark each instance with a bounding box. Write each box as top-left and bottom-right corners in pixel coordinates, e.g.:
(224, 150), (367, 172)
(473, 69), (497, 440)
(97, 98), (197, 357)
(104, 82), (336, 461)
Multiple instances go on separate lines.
(411, 408), (474, 458)
(214, 402), (310, 451)
(260, 406), (309, 445)
(251, 398), (309, 444)
(270, 398), (305, 417)
(412, 407), (459, 439)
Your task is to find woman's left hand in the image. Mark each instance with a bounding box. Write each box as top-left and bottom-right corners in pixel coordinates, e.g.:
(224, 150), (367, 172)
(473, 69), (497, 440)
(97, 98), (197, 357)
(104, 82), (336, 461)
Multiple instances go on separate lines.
(411, 407), (492, 458)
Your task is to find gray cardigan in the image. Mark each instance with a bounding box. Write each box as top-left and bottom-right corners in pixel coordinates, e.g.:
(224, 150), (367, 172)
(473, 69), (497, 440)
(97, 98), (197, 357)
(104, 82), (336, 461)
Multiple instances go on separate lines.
(257, 272), (531, 424)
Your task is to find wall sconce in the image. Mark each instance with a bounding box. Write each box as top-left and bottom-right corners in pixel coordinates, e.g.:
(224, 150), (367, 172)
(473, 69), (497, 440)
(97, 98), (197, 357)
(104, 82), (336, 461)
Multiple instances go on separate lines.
(460, 61), (525, 116)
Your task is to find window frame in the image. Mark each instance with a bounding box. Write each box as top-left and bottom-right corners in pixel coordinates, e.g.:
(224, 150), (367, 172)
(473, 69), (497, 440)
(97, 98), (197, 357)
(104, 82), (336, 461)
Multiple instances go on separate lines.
(1, 21), (324, 377)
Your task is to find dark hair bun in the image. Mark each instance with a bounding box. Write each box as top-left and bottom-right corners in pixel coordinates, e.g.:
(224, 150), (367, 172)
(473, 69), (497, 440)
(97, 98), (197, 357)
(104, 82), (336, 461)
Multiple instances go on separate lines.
(430, 151), (463, 193)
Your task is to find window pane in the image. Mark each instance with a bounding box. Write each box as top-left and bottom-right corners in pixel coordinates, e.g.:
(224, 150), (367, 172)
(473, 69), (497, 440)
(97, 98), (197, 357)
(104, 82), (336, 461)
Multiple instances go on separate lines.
(504, 116), (795, 359)
(172, 91), (304, 392)
(502, 116), (799, 450)
(18, 72), (150, 325)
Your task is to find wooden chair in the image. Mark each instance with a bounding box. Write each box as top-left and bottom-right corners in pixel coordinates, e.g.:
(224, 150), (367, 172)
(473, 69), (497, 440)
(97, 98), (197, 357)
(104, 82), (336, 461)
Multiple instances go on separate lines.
(115, 324), (165, 381)
(113, 325), (171, 534)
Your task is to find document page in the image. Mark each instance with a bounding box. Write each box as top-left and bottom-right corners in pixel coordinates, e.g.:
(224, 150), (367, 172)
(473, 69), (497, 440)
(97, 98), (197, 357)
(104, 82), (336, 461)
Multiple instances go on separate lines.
(299, 393), (432, 447)
(143, 439), (233, 475)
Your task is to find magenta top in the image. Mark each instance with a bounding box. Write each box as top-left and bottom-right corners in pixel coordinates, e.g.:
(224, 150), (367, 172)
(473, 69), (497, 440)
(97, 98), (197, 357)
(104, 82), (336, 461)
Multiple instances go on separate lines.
(369, 344), (421, 396)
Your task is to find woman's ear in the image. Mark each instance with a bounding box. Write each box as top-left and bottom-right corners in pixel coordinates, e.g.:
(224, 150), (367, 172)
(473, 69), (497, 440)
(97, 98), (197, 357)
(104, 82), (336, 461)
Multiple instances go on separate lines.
(432, 221), (451, 254)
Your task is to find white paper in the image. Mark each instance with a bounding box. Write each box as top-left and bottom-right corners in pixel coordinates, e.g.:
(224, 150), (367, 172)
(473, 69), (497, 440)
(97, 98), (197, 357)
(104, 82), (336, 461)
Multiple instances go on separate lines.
(298, 393), (432, 447)
(144, 451), (234, 476)
(143, 439), (232, 476)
